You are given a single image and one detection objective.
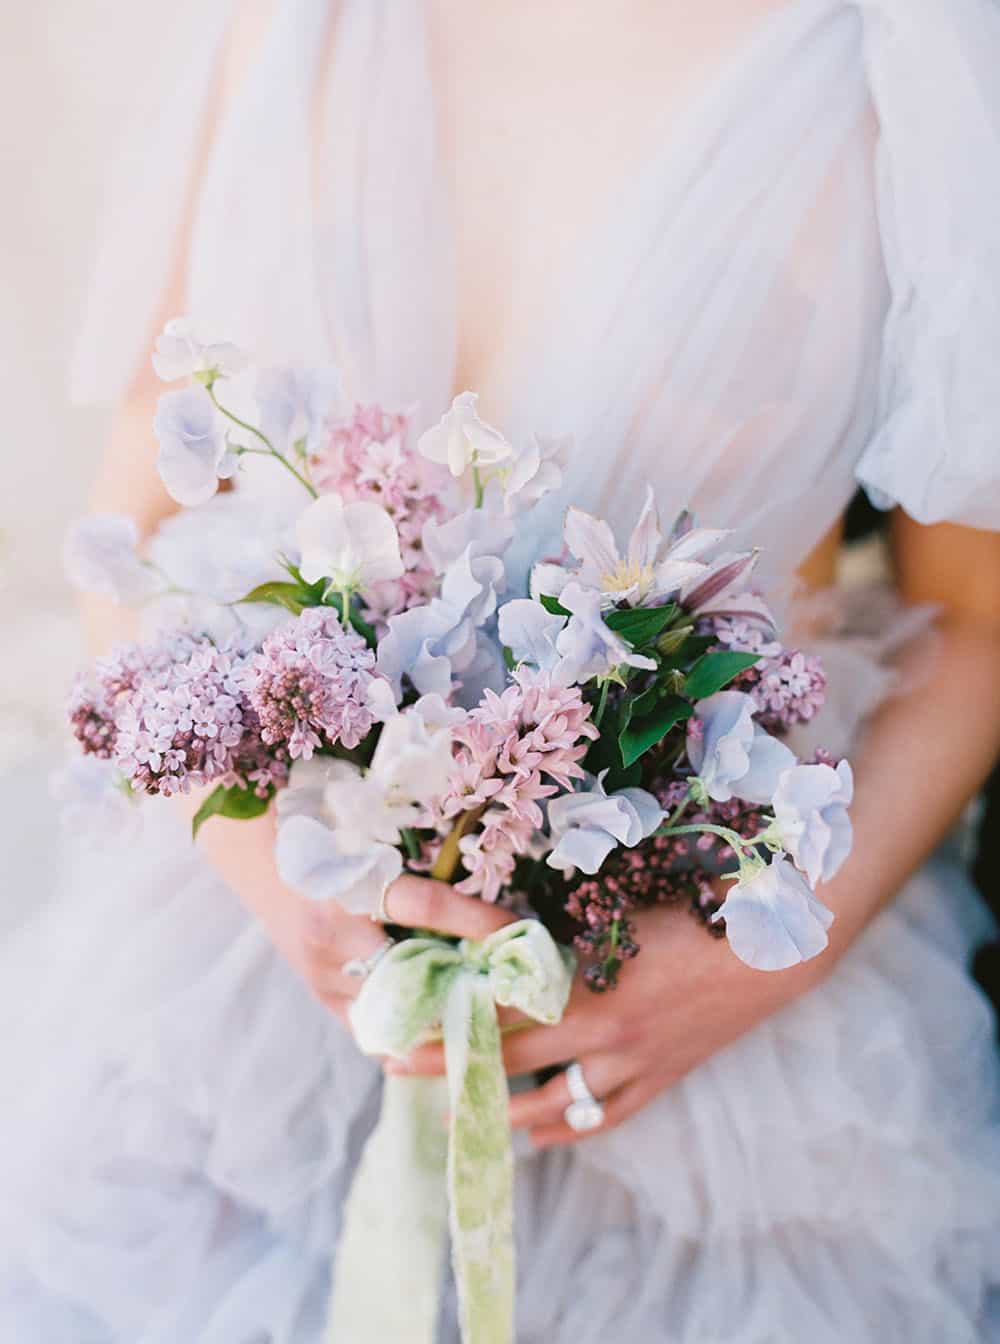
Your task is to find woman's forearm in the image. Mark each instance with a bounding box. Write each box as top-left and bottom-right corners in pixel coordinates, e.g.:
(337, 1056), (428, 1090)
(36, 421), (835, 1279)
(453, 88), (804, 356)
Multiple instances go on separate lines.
(820, 619), (1000, 959)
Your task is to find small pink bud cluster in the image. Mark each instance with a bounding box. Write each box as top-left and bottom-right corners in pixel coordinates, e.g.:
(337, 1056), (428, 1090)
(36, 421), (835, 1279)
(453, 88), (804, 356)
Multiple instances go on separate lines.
(437, 667), (599, 903)
(310, 404), (450, 623)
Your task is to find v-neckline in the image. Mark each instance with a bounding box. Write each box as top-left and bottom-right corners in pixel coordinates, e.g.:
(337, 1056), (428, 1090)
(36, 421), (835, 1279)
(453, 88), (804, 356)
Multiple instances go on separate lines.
(430, 0), (844, 422)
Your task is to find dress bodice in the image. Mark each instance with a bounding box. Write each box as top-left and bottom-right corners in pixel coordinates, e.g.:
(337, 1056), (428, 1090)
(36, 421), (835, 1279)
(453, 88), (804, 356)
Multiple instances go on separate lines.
(70, 0), (1000, 587)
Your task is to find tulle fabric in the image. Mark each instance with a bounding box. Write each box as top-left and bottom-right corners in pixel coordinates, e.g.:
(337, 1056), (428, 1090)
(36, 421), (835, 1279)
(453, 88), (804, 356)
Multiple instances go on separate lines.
(3, 807), (998, 1342)
(15, 0), (1000, 1338)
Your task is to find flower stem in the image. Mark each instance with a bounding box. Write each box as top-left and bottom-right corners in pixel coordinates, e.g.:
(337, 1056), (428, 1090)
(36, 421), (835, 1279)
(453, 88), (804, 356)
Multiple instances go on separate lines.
(664, 793), (691, 829)
(593, 679), (610, 728)
(472, 465), (485, 509)
(401, 828), (421, 862)
(430, 806), (486, 882)
(209, 387), (318, 498)
(339, 589), (351, 625)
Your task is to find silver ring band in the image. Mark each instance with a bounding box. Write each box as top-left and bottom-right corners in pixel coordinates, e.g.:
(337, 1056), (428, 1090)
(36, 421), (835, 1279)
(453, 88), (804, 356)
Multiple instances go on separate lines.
(342, 936), (394, 982)
(372, 881), (393, 925)
(563, 1061), (605, 1133)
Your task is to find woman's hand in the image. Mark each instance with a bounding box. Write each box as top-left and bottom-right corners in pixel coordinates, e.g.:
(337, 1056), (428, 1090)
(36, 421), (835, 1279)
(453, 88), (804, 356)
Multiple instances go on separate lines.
(388, 897), (826, 1149)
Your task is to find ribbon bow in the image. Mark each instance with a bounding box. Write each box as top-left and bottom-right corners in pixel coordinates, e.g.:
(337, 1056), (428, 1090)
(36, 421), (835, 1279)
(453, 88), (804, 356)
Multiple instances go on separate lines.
(327, 920), (575, 1344)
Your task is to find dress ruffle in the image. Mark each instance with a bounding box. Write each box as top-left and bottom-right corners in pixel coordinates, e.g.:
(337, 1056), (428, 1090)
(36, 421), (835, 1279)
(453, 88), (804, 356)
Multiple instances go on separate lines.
(2, 803), (998, 1342)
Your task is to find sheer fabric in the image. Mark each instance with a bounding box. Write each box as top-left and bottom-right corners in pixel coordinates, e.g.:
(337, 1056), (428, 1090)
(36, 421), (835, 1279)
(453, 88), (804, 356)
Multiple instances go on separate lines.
(8, 1), (1000, 1340)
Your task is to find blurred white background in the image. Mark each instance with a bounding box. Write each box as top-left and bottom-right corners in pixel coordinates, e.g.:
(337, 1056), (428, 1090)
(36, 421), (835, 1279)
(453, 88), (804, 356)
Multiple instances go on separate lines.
(0, 3), (158, 921)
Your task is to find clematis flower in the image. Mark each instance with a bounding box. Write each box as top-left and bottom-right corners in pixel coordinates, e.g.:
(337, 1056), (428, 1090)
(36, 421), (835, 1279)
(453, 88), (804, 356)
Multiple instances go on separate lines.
(547, 772), (664, 874)
(680, 549), (776, 629)
(154, 386), (233, 506)
(418, 392), (514, 479)
(713, 857), (834, 970)
(552, 582), (658, 685)
(534, 487), (727, 609)
(295, 493), (403, 591)
(151, 317), (247, 383)
(687, 690), (795, 805)
(63, 514), (160, 604)
(255, 366), (341, 456)
(771, 760), (854, 886)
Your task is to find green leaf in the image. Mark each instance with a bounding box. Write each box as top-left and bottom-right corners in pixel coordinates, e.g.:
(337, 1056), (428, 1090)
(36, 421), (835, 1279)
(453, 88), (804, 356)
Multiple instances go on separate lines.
(237, 580), (312, 614)
(502, 645), (516, 671)
(618, 695), (693, 768)
(538, 593), (569, 618)
(192, 783), (271, 839)
(683, 651), (760, 701)
(348, 609), (378, 647)
(604, 603), (677, 645)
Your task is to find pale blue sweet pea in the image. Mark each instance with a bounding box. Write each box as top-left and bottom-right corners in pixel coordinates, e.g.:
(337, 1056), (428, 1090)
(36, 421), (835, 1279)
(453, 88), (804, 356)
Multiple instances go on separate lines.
(547, 772), (664, 874)
(50, 757), (141, 846)
(275, 812), (403, 915)
(376, 545), (506, 700)
(423, 507), (514, 574)
(255, 366), (341, 456)
(687, 690), (795, 804)
(497, 599), (564, 676)
(772, 761), (854, 886)
(154, 386), (233, 506)
(553, 581), (657, 685)
(63, 514), (160, 604)
(713, 857), (834, 970)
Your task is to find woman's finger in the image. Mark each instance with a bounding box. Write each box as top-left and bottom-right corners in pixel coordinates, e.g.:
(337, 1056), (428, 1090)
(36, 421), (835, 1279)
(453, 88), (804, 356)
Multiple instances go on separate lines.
(529, 1078), (655, 1150)
(507, 1054), (633, 1130)
(382, 875), (518, 941)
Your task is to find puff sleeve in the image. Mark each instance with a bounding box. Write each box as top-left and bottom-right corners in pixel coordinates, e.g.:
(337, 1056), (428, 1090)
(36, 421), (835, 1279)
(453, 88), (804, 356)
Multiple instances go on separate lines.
(853, 0), (1000, 530)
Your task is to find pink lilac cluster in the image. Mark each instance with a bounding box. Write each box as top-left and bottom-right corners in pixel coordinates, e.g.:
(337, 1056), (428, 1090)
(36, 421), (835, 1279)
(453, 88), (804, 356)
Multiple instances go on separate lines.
(436, 667), (599, 903)
(310, 404), (449, 623)
(70, 631), (288, 799)
(242, 607), (377, 760)
(707, 616), (827, 733)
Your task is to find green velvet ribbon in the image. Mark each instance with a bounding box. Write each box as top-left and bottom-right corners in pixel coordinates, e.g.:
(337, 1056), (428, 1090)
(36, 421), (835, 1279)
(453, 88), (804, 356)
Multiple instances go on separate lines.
(326, 921), (575, 1344)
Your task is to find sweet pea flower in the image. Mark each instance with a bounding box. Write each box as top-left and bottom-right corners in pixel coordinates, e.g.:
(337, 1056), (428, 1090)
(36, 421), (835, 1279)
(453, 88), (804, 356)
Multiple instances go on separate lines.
(275, 809), (403, 915)
(295, 493), (403, 591)
(375, 545), (506, 699)
(687, 690), (795, 804)
(536, 487), (727, 609)
(713, 857), (834, 970)
(547, 772), (664, 874)
(151, 317), (247, 383)
(153, 386), (233, 506)
(422, 507), (514, 574)
(418, 392), (514, 479)
(497, 599), (565, 676)
(771, 761), (854, 886)
(50, 757), (141, 846)
(63, 514), (160, 604)
(255, 366), (341, 456)
(502, 432), (570, 514)
(553, 582), (657, 685)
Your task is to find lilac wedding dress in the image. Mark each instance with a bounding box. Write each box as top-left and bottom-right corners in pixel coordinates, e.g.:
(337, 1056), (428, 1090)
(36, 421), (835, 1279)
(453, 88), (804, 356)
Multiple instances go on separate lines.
(4, 1), (1000, 1340)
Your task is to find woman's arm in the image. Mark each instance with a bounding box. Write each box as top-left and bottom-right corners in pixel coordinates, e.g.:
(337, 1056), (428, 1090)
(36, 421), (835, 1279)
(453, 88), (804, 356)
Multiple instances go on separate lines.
(391, 517), (1000, 1147)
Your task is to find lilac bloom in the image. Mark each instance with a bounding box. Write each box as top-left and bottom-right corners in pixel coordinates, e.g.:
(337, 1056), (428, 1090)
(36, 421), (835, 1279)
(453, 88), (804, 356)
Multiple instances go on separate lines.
(547, 772), (664, 874)
(772, 761), (854, 886)
(687, 690), (795, 804)
(713, 858), (834, 970)
(154, 386), (232, 506)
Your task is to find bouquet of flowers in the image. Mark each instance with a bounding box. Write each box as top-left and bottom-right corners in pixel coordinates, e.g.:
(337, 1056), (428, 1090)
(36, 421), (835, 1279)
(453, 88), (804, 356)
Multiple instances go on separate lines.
(63, 320), (852, 1344)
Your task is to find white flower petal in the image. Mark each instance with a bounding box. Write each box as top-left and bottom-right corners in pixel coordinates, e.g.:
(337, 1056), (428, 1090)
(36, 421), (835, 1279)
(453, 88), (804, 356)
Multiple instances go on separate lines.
(275, 813), (402, 913)
(63, 514), (158, 603)
(563, 507), (620, 584)
(153, 386), (227, 506)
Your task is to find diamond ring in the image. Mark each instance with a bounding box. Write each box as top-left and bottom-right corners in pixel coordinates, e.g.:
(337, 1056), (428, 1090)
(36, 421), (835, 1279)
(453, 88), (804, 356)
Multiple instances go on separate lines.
(562, 1061), (605, 1133)
(342, 937), (394, 982)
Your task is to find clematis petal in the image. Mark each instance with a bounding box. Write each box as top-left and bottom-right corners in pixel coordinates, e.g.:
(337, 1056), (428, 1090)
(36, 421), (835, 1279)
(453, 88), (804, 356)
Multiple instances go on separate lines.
(627, 486), (662, 571)
(563, 507), (621, 585)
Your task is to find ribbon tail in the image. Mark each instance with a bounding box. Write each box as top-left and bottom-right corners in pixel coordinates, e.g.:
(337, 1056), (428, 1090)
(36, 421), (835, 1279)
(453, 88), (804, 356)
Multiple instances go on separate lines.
(443, 974), (515, 1344)
(327, 1073), (449, 1344)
